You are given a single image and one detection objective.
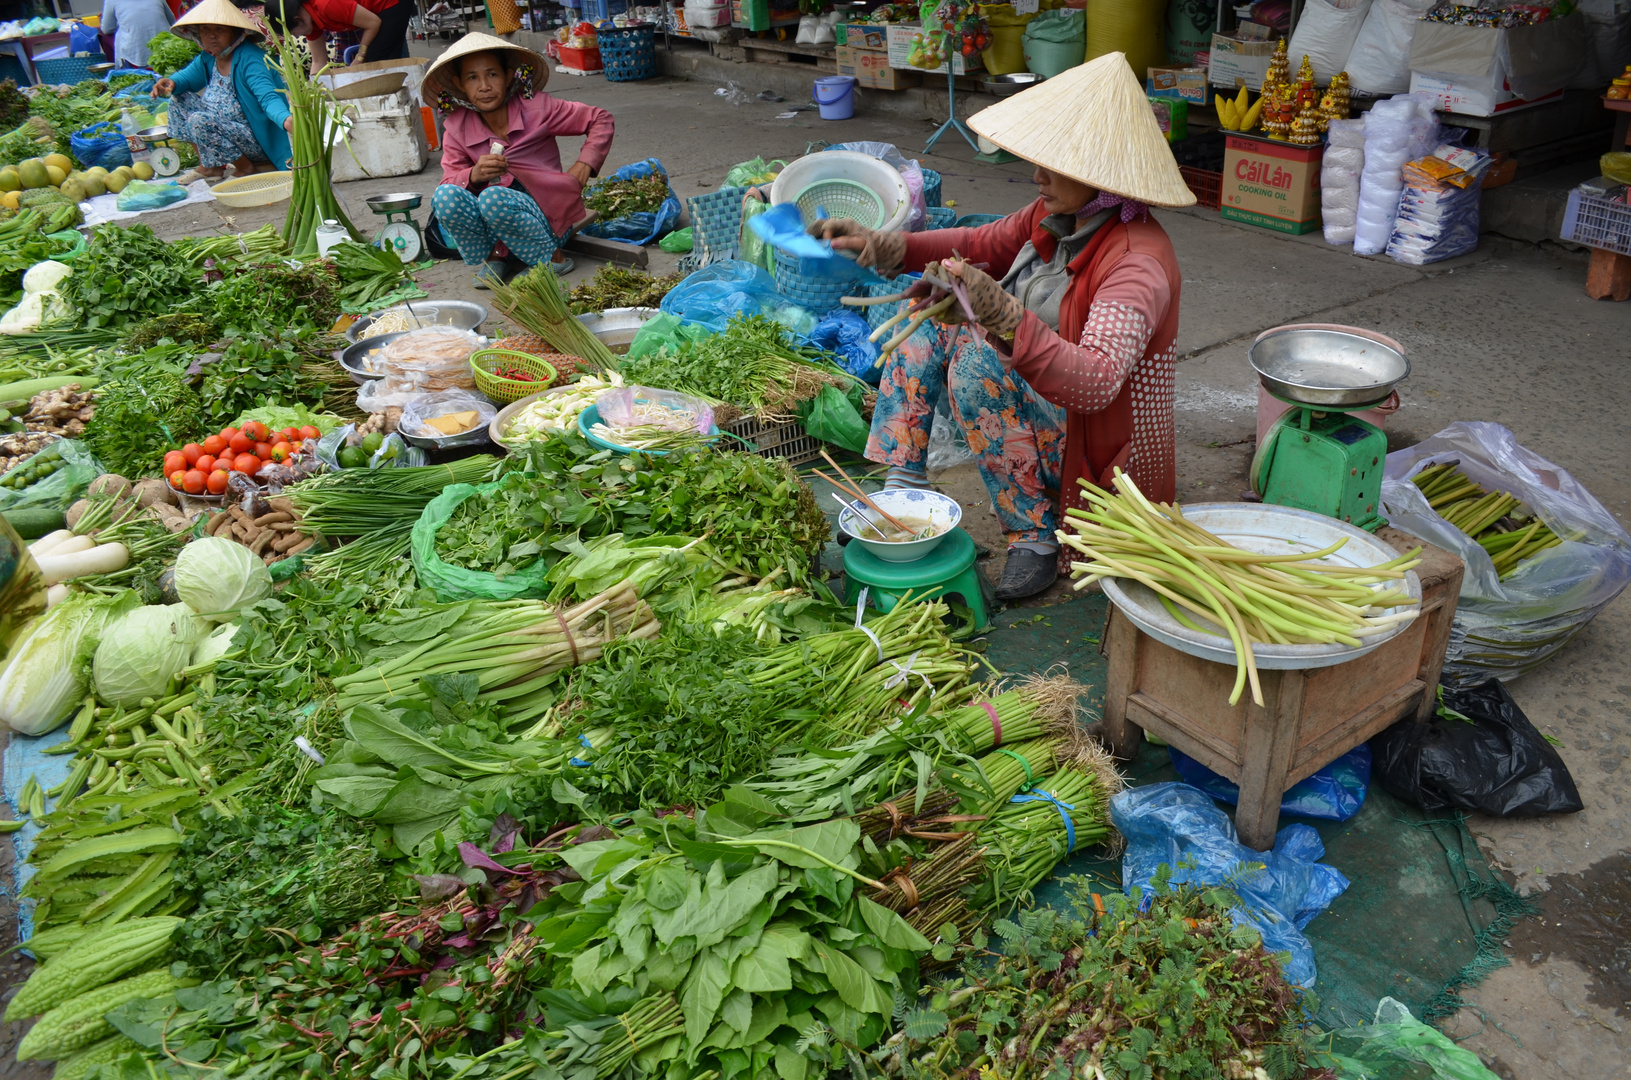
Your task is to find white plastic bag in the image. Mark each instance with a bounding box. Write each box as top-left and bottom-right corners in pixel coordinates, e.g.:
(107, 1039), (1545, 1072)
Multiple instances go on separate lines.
(1346, 0), (1435, 94)
(683, 0), (730, 26)
(1287, 0), (1372, 84)
(796, 13), (836, 43)
(1354, 94), (1438, 255)
(399, 388), (498, 440)
(1381, 422), (1631, 687)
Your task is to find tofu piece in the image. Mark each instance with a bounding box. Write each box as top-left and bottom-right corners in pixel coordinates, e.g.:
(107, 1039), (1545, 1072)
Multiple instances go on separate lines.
(425, 410), (478, 435)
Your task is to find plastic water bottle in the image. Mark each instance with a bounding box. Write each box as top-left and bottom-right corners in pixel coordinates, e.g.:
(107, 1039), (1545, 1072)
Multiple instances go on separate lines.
(119, 108), (150, 164)
(315, 220), (350, 258)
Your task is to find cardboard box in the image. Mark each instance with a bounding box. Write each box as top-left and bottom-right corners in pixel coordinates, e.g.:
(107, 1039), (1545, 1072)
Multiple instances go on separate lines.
(1208, 33), (1276, 90)
(1408, 69), (1564, 117)
(837, 22), (888, 49)
(837, 44), (923, 89)
(886, 23), (983, 74)
(1147, 66), (1208, 104)
(1221, 133), (1323, 235)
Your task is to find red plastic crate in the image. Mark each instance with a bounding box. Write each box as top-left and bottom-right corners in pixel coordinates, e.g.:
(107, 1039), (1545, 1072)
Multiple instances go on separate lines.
(1180, 165), (1222, 210)
(559, 45), (603, 71)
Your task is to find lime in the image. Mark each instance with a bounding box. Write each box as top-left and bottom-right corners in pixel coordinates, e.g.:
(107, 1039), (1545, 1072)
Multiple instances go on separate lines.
(338, 446), (366, 469)
(360, 432), (384, 454)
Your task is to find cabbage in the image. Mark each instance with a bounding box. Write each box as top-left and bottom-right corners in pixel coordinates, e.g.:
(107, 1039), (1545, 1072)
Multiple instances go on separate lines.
(93, 603), (205, 707)
(174, 537), (272, 622)
(191, 622), (239, 668)
(0, 592), (131, 735)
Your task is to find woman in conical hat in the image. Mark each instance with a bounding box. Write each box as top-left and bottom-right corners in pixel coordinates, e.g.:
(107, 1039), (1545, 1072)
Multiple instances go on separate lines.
(425, 32), (615, 287)
(150, 0), (293, 179)
(810, 53), (1192, 600)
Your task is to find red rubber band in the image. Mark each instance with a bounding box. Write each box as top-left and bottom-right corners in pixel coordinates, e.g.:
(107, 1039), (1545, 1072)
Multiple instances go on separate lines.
(982, 701), (1002, 747)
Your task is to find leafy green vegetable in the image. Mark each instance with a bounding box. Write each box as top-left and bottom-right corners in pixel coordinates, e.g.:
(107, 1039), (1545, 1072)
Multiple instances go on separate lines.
(0, 79), (28, 131)
(63, 224), (203, 331)
(91, 603), (205, 707)
(231, 402), (346, 434)
(146, 32), (200, 76)
(82, 347), (207, 476)
(192, 259), (340, 335)
(197, 333), (345, 430)
(567, 264), (681, 315)
(330, 240), (412, 309)
(0, 590), (125, 736)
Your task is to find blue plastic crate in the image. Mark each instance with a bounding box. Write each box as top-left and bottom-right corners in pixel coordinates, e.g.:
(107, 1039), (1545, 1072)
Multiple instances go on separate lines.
(33, 53), (107, 86)
(1561, 188), (1631, 258)
(598, 23), (656, 81)
(773, 247), (867, 316)
(582, 0), (628, 20)
(922, 168), (942, 208)
(0, 53), (25, 87)
(924, 206), (956, 230)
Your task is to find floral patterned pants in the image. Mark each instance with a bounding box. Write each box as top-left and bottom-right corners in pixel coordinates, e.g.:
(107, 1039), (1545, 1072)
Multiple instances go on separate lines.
(867, 323), (1066, 544)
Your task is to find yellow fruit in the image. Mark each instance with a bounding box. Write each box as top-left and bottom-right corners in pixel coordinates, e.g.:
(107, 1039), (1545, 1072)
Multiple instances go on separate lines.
(103, 170), (130, 194)
(80, 172), (106, 197)
(86, 166), (108, 178)
(58, 178), (87, 203)
(0, 191), (18, 210)
(16, 159), (48, 189)
(43, 164), (65, 187)
(131, 161), (154, 181)
(0, 168), (17, 193)
(1241, 98), (1266, 132)
(1234, 86), (1249, 119)
(42, 153), (72, 174)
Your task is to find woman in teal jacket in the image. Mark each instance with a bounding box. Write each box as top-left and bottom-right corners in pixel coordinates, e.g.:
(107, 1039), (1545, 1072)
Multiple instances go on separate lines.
(150, 0), (292, 178)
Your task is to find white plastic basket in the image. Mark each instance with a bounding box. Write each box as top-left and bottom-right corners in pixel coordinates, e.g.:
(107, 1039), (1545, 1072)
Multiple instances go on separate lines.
(769, 151), (912, 232)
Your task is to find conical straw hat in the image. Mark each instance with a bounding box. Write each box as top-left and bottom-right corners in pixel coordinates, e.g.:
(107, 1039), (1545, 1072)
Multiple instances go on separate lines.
(969, 53), (1196, 208)
(426, 31), (550, 104)
(171, 0), (265, 44)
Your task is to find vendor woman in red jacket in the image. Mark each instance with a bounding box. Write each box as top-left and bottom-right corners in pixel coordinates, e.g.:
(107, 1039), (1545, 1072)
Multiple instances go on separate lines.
(265, 0), (415, 72)
(810, 53), (1192, 600)
(425, 32), (614, 286)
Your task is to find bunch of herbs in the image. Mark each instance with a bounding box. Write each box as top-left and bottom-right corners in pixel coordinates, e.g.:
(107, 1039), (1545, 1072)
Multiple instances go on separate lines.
(581, 171), (669, 220)
(433, 471), (550, 580)
(192, 258), (341, 335)
(197, 332), (345, 429)
(64, 223), (204, 330)
(82, 345), (207, 474)
(331, 240), (413, 309)
(567, 264), (682, 314)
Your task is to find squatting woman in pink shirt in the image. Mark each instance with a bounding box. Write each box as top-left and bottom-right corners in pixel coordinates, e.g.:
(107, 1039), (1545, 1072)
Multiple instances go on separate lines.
(425, 33), (615, 286)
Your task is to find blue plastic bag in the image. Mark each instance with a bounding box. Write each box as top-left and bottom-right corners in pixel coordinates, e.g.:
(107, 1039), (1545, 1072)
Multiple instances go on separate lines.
(808, 308), (880, 382)
(581, 157), (681, 247)
(748, 201), (888, 285)
(1111, 782), (1351, 987)
(1169, 744), (1371, 822)
(68, 20), (101, 57)
(659, 260), (815, 336)
(115, 179), (187, 212)
(69, 121), (131, 170)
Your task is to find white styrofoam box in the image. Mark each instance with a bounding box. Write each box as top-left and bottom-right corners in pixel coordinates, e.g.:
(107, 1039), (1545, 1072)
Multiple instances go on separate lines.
(330, 109), (429, 183)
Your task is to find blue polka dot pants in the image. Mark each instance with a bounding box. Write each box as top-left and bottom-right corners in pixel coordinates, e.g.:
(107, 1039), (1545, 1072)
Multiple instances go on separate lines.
(432, 183), (560, 267)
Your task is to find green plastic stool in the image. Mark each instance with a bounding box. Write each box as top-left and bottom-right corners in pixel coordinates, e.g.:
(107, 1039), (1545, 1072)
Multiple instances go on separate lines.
(843, 527), (990, 631)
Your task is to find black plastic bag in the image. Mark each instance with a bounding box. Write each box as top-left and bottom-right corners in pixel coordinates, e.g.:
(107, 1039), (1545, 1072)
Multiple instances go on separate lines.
(1371, 680), (1583, 816)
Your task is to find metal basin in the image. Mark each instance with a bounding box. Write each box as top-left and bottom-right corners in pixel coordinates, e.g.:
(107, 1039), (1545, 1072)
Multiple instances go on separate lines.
(983, 73), (1040, 96)
(338, 330), (411, 384)
(345, 300), (488, 343)
(1249, 324), (1410, 409)
(574, 306), (660, 355)
(136, 126), (169, 141)
(365, 192), (424, 214)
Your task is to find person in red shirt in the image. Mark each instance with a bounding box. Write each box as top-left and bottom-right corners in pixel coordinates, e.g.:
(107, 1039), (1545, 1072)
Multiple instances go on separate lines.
(809, 53), (1193, 599)
(264, 0), (414, 73)
(426, 33), (613, 286)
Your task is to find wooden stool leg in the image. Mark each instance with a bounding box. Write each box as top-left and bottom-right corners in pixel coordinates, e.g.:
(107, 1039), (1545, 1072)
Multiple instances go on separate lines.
(1235, 669), (1303, 851)
(1585, 248), (1631, 302)
(1101, 607), (1143, 761)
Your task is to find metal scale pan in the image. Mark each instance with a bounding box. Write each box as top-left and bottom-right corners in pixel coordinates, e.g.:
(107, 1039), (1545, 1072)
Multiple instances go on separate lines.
(1249, 324), (1411, 410)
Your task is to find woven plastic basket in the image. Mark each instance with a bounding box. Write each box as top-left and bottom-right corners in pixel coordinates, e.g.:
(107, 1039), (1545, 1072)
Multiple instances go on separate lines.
(795, 179), (884, 228)
(470, 348), (562, 403)
(34, 53), (106, 85)
(686, 185), (748, 265)
(211, 171), (293, 208)
(861, 274), (922, 332)
(598, 24), (657, 81)
(922, 168), (942, 208)
(953, 212), (1003, 229)
(773, 247), (867, 315)
(924, 205), (956, 230)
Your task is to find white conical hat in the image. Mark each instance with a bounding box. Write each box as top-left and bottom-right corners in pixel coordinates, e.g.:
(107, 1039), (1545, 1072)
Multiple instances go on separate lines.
(969, 53), (1196, 208)
(172, 0), (265, 44)
(425, 31), (550, 102)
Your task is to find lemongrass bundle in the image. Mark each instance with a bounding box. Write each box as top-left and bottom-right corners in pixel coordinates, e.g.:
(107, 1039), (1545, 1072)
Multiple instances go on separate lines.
(272, 35), (359, 258)
(489, 264), (620, 372)
(1059, 470), (1422, 706)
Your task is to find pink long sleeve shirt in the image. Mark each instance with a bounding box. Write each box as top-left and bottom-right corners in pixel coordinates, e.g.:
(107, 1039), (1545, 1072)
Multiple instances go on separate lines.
(439, 92), (615, 236)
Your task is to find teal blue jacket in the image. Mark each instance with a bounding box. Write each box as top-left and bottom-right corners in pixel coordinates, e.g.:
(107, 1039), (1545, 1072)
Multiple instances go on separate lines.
(169, 43), (292, 169)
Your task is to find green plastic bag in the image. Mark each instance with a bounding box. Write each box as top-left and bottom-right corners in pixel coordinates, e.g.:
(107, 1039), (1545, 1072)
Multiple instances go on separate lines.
(725, 157), (787, 188)
(625, 312), (710, 362)
(1328, 999), (1501, 1080)
(410, 479), (554, 602)
(798, 383), (869, 454)
(658, 227), (693, 254)
(739, 195), (775, 274)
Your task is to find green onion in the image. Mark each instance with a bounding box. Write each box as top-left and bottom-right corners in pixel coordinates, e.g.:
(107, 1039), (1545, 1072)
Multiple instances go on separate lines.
(272, 35), (360, 259)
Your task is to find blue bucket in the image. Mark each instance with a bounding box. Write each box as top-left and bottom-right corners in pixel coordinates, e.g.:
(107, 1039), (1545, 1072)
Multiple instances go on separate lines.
(814, 75), (856, 120)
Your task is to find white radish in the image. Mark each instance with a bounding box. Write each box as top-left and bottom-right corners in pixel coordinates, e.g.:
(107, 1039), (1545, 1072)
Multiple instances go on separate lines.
(27, 529), (73, 557)
(45, 583), (67, 607)
(44, 534), (95, 558)
(34, 542), (129, 586)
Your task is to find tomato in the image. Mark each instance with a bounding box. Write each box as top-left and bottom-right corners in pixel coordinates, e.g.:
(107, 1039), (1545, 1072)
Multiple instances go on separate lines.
(242, 420), (269, 442)
(219, 426), (239, 442)
(163, 450), (187, 476)
(232, 453), (262, 474)
(202, 434), (227, 458)
(182, 443), (204, 466)
(226, 432), (252, 455)
(280, 427), (301, 442)
(269, 441), (293, 464)
(169, 469), (187, 490)
(253, 441), (274, 461)
(195, 454), (217, 474)
(182, 468), (206, 495)
(298, 425), (321, 441)
(206, 469), (229, 495)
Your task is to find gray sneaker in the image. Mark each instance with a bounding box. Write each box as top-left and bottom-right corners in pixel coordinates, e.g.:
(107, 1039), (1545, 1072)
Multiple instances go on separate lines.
(995, 547), (1058, 600)
(472, 259), (507, 289)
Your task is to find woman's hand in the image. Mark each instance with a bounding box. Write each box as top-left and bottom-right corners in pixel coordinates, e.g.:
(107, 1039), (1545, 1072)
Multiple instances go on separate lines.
(470, 153), (509, 183)
(567, 161), (592, 188)
(284, 116), (294, 132)
(151, 78), (175, 98)
(807, 218), (906, 274)
(935, 258), (1023, 341)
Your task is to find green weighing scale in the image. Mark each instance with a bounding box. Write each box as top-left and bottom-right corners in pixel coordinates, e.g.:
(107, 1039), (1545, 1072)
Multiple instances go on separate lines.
(1247, 325), (1410, 533)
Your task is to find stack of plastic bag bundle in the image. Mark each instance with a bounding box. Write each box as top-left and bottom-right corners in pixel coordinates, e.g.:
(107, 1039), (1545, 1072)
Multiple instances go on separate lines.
(1386, 144), (1491, 265)
(1354, 92), (1439, 255)
(1321, 118), (1366, 246)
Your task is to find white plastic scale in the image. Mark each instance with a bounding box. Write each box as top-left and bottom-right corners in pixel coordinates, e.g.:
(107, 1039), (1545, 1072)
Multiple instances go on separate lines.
(364, 191), (424, 263)
(135, 126), (182, 177)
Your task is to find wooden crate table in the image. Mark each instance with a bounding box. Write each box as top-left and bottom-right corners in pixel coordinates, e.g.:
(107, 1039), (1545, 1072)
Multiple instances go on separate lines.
(1098, 526), (1463, 850)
